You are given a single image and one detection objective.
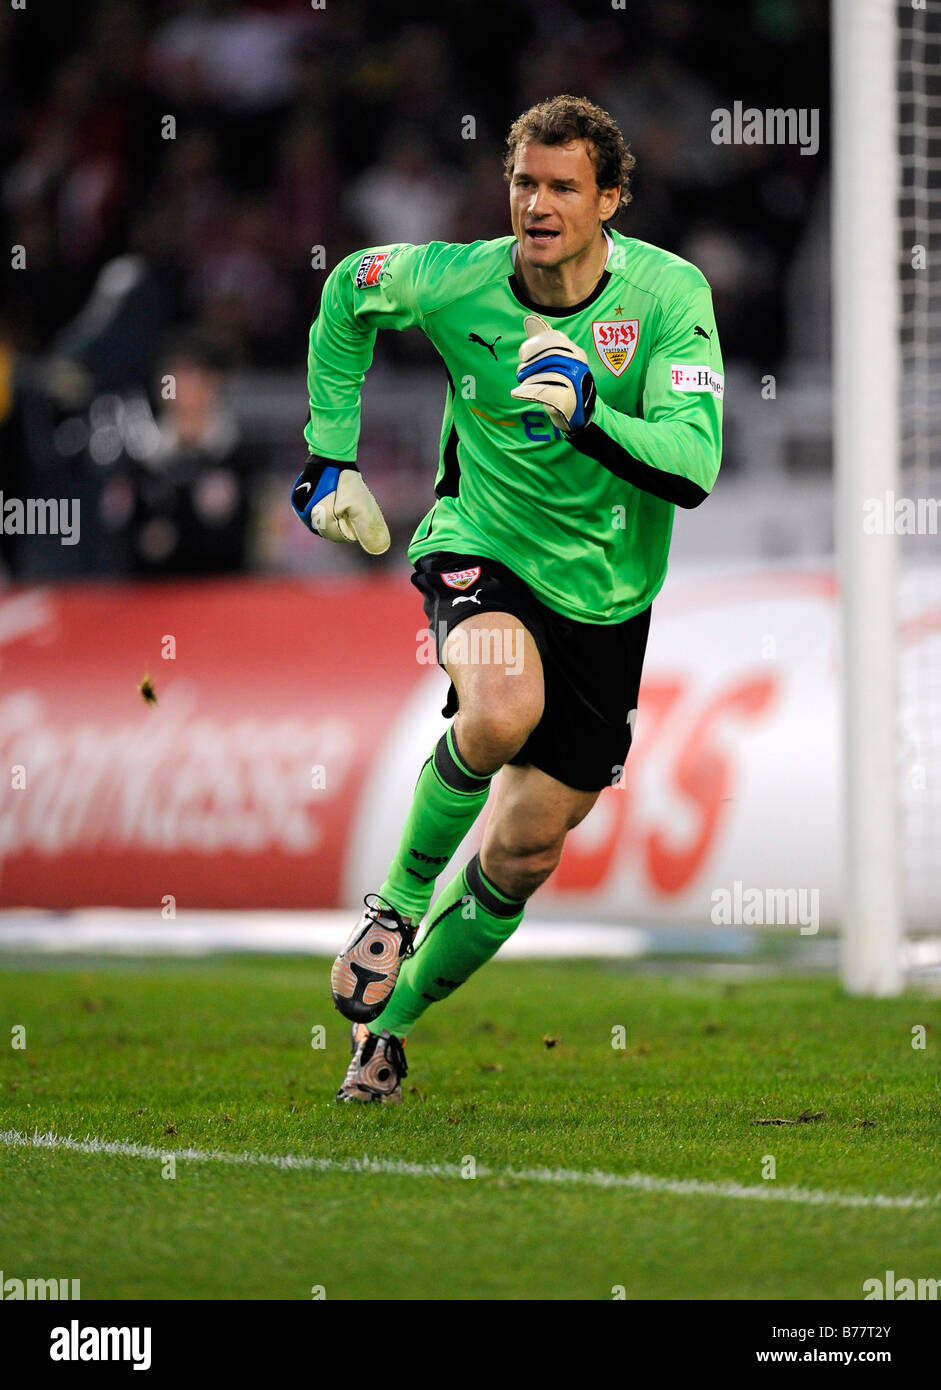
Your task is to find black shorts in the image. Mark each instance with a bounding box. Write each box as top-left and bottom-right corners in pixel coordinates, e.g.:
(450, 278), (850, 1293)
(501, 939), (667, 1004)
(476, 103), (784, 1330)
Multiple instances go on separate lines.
(411, 551), (652, 793)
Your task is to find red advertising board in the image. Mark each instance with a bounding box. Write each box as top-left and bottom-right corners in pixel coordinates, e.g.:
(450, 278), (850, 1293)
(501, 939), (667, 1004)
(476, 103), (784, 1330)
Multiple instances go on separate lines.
(0, 579), (423, 909)
(3, 567), (939, 923)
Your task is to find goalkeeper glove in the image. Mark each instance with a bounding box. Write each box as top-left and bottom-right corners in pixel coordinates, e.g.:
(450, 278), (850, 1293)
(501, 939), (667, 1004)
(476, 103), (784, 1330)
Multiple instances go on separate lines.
(510, 313), (596, 434)
(291, 455), (390, 555)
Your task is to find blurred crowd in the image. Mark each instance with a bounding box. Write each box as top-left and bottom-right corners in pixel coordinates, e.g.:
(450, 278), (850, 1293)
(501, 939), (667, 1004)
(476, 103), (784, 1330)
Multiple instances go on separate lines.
(0, 0), (829, 579)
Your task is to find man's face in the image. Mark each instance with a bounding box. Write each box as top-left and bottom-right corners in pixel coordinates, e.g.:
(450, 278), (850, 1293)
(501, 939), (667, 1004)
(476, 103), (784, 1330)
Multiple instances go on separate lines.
(166, 358), (220, 438)
(509, 139), (619, 270)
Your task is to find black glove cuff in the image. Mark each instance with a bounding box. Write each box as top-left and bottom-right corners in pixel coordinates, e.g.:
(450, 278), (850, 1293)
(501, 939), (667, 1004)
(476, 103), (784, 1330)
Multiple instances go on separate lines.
(302, 453), (359, 482)
(565, 374), (597, 439)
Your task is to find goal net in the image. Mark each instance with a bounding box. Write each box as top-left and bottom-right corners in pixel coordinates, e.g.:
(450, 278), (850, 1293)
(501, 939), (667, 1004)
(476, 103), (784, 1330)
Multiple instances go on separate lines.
(897, 0), (941, 934)
(834, 0), (941, 993)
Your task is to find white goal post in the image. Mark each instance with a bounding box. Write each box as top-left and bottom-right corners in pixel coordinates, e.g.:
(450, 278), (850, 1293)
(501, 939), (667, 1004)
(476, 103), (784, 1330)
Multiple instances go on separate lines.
(832, 0), (902, 994)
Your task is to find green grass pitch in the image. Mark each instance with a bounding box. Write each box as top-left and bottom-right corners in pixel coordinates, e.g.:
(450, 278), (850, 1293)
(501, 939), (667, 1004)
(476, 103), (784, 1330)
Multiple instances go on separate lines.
(1, 956), (938, 1300)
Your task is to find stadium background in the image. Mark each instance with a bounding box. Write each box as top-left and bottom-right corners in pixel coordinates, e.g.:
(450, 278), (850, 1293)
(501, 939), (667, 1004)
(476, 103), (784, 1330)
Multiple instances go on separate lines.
(1, 0), (936, 944)
(4, 0), (941, 1315)
(1, 0), (831, 583)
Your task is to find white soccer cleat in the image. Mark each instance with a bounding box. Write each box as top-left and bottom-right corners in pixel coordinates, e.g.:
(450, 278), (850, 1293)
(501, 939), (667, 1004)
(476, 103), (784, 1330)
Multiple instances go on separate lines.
(330, 895), (416, 1023)
(336, 1024), (408, 1104)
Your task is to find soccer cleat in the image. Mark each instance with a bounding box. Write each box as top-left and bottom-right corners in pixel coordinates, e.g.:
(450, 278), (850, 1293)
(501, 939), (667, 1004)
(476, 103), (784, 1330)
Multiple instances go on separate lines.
(336, 1024), (408, 1103)
(330, 894), (416, 1022)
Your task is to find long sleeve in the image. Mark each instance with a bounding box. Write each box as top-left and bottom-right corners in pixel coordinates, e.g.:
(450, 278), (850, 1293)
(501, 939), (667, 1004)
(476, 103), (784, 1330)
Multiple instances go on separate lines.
(304, 243), (429, 462)
(570, 282), (723, 508)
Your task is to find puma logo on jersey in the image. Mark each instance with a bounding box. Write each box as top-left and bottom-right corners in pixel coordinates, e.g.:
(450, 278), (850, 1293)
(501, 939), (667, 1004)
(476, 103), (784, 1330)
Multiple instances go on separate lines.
(452, 589), (483, 607)
(468, 332), (502, 360)
(693, 325), (712, 340)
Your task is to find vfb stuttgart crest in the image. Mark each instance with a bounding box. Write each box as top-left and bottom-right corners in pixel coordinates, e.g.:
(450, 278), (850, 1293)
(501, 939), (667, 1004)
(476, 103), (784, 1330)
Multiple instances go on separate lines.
(592, 319), (639, 377)
(441, 566), (481, 590)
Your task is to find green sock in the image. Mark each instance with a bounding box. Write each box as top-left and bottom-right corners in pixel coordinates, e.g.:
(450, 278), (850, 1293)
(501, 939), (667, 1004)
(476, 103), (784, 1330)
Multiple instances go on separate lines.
(370, 852), (527, 1037)
(378, 726), (493, 922)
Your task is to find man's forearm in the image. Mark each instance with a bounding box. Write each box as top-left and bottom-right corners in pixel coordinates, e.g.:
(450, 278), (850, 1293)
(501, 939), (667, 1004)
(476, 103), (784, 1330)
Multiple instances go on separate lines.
(305, 271), (374, 462)
(569, 420), (710, 508)
(569, 396), (718, 509)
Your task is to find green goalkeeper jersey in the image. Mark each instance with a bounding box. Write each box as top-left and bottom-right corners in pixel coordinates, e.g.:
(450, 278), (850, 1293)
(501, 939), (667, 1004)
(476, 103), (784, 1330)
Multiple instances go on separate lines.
(304, 228), (723, 624)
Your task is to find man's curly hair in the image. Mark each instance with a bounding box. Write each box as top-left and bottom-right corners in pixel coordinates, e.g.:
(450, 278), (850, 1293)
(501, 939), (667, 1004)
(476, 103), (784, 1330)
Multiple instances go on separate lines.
(504, 95), (636, 221)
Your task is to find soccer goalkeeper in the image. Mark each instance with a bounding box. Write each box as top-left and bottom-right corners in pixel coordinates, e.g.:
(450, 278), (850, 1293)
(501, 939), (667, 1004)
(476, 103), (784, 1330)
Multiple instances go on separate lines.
(292, 95), (723, 1102)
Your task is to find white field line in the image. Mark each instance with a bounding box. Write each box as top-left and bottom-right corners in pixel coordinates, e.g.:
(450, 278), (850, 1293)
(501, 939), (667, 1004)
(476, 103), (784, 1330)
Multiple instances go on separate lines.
(0, 1129), (934, 1212)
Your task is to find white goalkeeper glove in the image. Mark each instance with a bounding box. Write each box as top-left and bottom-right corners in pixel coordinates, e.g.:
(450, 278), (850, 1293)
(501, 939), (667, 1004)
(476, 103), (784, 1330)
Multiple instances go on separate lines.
(291, 456), (390, 555)
(510, 313), (597, 434)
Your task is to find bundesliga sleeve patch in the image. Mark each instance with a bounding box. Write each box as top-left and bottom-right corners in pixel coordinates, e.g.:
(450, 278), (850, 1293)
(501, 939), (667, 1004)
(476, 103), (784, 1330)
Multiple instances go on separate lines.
(354, 252), (389, 288)
(441, 566), (481, 590)
(670, 364), (724, 398)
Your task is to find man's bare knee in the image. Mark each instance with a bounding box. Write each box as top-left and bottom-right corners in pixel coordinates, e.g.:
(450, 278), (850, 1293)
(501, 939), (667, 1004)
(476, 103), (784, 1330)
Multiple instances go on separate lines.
(455, 689), (543, 772)
(481, 833), (564, 901)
